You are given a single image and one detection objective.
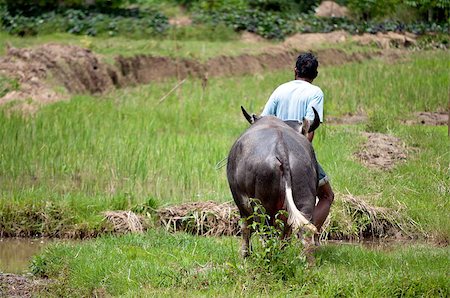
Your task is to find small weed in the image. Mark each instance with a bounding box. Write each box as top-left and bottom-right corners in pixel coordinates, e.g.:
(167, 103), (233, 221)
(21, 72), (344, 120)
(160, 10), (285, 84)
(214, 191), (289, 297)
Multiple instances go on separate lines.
(0, 75), (20, 97)
(365, 110), (396, 133)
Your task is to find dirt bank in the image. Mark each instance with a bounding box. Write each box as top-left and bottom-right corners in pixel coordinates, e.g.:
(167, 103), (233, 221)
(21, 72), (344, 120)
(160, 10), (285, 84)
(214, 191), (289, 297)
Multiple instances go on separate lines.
(1, 30), (415, 110)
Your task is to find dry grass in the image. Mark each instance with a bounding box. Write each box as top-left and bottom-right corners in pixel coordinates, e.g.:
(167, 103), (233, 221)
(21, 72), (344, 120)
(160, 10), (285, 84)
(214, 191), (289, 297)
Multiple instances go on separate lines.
(103, 211), (144, 234)
(321, 192), (424, 241)
(157, 201), (240, 236)
(101, 195), (423, 241)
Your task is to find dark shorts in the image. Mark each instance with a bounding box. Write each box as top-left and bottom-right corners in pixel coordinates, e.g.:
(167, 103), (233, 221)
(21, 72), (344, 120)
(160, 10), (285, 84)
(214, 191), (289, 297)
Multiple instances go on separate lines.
(318, 163), (329, 187)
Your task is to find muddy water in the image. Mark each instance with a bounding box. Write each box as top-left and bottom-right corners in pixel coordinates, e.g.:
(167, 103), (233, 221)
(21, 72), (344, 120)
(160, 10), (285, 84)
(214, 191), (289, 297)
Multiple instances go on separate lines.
(0, 238), (50, 274)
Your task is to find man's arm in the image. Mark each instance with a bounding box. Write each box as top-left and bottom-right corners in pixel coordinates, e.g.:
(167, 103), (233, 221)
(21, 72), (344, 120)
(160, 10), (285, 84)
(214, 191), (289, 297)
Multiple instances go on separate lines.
(305, 88), (324, 142)
(261, 90), (278, 116)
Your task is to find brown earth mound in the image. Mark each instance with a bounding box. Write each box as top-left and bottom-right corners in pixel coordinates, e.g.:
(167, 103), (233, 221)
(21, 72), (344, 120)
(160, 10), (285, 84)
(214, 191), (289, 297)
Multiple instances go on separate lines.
(355, 132), (407, 170)
(353, 32), (416, 49)
(240, 32), (266, 43)
(283, 31), (349, 49)
(326, 113), (368, 125)
(403, 112), (449, 126)
(0, 274), (50, 298)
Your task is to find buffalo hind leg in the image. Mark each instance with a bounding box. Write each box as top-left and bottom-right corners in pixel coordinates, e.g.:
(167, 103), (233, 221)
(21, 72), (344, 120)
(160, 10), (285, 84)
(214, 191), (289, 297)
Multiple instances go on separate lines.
(241, 219), (252, 258)
(297, 228), (316, 266)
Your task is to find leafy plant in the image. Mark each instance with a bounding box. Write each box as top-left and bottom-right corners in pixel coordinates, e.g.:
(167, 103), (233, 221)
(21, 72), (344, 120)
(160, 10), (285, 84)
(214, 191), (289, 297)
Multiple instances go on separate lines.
(246, 199), (308, 278)
(193, 8), (297, 40)
(1, 7), (169, 37)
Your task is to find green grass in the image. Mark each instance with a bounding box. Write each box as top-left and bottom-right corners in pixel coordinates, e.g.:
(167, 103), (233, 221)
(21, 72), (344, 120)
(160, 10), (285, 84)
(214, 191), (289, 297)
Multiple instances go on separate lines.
(31, 229), (450, 297)
(0, 31), (276, 61)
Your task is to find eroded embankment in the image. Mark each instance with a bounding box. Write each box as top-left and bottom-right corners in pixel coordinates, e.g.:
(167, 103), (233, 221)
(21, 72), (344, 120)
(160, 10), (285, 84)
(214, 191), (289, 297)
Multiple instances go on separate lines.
(1, 31), (411, 112)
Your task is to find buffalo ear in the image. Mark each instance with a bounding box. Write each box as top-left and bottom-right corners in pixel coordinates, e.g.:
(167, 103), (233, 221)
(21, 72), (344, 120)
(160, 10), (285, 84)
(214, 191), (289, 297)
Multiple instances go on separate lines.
(241, 106), (257, 124)
(308, 107), (321, 133)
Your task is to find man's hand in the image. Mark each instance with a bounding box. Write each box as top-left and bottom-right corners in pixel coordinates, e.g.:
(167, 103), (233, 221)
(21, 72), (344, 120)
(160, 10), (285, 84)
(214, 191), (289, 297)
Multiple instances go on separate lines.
(307, 131), (315, 142)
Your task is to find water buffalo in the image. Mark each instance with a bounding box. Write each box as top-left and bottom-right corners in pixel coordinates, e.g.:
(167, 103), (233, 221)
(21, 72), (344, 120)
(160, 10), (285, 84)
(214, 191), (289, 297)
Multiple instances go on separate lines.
(227, 106), (320, 257)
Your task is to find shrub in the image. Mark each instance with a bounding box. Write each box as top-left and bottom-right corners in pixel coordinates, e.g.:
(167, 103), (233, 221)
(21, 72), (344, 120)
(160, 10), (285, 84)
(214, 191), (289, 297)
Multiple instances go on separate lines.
(0, 7), (169, 37)
(3, 0), (125, 15)
(246, 199), (309, 278)
(248, 0), (320, 13)
(193, 8), (297, 40)
(346, 0), (399, 21)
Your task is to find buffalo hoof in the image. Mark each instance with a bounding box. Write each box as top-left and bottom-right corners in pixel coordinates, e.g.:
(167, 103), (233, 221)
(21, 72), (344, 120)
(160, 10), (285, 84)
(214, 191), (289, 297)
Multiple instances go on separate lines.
(314, 233), (321, 246)
(241, 249), (250, 258)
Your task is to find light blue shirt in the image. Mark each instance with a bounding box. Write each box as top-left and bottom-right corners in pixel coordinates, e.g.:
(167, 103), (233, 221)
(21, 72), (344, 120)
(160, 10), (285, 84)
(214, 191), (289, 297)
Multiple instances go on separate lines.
(261, 80), (324, 122)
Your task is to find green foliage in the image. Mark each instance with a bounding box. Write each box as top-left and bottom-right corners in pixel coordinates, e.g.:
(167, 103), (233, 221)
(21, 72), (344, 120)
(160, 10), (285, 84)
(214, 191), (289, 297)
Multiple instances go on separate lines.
(167, 23), (238, 41)
(365, 109), (396, 133)
(347, 0), (400, 20)
(3, 0), (126, 16)
(193, 8), (298, 40)
(0, 0), (448, 39)
(191, 0), (248, 11)
(248, 0), (319, 13)
(0, 7), (169, 37)
(345, 0), (449, 22)
(247, 200), (308, 278)
(405, 0), (450, 10)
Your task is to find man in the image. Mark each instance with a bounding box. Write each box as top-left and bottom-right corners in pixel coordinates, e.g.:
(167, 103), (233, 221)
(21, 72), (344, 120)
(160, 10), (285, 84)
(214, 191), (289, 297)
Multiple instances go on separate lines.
(261, 52), (334, 242)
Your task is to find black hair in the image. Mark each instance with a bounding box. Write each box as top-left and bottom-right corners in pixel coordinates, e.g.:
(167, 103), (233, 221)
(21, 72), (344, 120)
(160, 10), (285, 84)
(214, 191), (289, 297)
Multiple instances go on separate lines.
(295, 53), (318, 80)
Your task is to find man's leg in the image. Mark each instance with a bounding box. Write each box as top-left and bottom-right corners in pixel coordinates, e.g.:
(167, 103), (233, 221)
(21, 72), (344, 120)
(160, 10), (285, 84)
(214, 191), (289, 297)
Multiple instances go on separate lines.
(313, 181), (334, 231)
(313, 164), (335, 232)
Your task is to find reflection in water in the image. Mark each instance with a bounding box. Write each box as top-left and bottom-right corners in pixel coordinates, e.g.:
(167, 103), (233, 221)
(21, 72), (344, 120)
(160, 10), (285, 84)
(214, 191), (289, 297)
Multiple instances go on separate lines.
(0, 238), (49, 274)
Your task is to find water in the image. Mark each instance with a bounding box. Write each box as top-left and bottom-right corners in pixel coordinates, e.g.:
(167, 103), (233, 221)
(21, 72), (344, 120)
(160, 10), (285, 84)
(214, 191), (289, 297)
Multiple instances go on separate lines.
(0, 238), (50, 274)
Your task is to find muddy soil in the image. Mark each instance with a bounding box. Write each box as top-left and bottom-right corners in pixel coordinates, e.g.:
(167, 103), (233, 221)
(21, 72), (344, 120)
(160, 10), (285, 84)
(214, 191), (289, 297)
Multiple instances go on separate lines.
(355, 132), (407, 170)
(0, 31), (413, 111)
(0, 274), (50, 298)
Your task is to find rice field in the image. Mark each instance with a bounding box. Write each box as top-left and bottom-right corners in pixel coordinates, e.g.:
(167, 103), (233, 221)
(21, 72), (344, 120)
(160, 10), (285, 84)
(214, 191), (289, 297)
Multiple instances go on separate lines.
(0, 48), (449, 296)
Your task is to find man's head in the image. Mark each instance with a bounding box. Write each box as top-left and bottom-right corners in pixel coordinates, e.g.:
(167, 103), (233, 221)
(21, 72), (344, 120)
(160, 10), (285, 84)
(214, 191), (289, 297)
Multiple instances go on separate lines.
(294, 52), (319, 82)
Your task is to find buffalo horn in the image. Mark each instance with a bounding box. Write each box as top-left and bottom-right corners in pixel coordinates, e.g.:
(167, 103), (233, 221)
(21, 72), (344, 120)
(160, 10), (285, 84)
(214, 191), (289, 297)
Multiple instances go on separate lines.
(308, 107), (321, 132)
(241, 106), (254, 124)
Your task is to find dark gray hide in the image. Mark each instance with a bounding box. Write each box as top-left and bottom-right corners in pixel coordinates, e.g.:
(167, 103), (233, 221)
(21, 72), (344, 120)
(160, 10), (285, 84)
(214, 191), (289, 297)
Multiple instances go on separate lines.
(227, 113), (319, 257)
